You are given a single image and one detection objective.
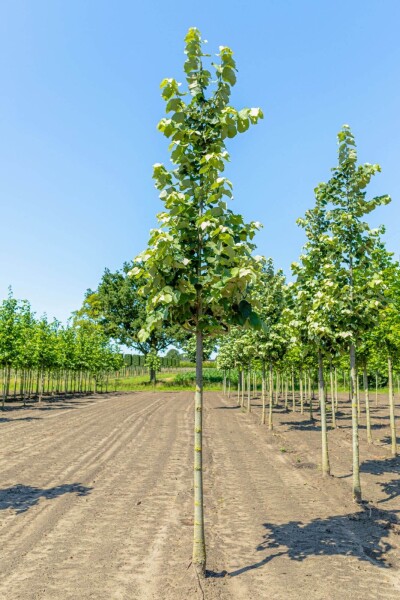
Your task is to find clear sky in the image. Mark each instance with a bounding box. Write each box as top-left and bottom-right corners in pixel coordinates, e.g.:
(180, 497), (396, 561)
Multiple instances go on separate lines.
(1, 0), (399, 322)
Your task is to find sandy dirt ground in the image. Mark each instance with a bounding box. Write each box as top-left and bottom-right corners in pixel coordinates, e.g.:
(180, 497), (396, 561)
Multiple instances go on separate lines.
(0, 390), (400, 600)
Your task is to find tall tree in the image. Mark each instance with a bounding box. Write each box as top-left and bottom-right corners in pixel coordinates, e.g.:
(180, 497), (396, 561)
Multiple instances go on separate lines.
(298, 125), (391, 501)
(372, 260), (400, 456)
(251, 260), (290, 427)
(132, 28), (263, 574)
(75, 261), (175, 383)
(292, 200), (339, 477)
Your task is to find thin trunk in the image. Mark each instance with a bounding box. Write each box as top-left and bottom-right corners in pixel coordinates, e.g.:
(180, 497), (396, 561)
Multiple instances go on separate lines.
(38, 368), (44, 403)
(2, 365), (11, 409)
(299, 372), (304, 414)
(268, 363), (273, 430)
(363, 363), (372, 444)
(277, 372), (281, 402)
(13, 369), (18, 399)
(193, 327), (206, 573)
(261, 362), (266, 425)
(330, 364), (336, 428)
(318, 350), (330, 476)
(284, 375), (288, 411)
(247, 369), (251, 413)
(350, 343), (362, 502)
(334, 367), (338, 412)
(388, 356), (397, 457)
(375, 372), (378, 406)
(291, 369), (295, 412)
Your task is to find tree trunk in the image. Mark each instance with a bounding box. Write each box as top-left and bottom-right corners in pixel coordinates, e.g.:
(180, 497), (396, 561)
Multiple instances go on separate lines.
(299, 371), (304, 414)
(38, 368), (44, 403)
(309, 373), (314, 421)
(363, 363), (372, 444)
(247, 369), (251, 413)
(329, 364), (336, 428)
(350, 343), (362, 502)
(2, 365), (11, 409)
(284, 375), (288, 411)
(375, 372), (378, 406)
(13, 369), (18, 400)
(193, 327), (206, 574)
(388, 356), (397, 457)
(268, 363), (273, 430)
(318, 350), (330, 476)
(334, 367), (338, 412)
(291, 369), (295, 412)
(261, 362), (266, 425)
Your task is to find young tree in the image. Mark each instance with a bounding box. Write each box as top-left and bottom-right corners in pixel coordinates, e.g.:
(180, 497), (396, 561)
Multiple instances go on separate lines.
(251, 260), (290, 427)
(293, 200), (341, 477)
(0, 293), (32, 407)
(132, 28), (263, 574)
(372, 260), (400, 456)
(299, 125), (390, 501)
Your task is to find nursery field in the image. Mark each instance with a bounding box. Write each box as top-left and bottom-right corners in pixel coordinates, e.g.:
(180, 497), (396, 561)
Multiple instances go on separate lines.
(1, 391), (400, 600)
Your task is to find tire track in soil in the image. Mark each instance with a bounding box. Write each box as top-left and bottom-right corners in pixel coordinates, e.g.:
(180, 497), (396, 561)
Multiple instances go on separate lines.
(0, 393), (164, 551)
(1, 391), (399, 599)
(0, 394), (151, 480)
(0, 392), (197, 600)
(204, 393), (400, 600)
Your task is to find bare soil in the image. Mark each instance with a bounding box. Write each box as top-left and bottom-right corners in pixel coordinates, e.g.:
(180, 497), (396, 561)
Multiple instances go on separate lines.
(0, 390), (399, 599)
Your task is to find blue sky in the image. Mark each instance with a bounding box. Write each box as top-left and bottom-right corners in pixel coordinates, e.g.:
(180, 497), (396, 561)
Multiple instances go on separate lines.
(1, 0), (399, 322)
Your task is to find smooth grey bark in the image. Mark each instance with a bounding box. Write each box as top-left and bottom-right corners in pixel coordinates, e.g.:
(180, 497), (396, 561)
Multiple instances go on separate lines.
(268, 363), (273, 430)
(363, 364), (372, 444)
(388, 356), (397, 457)
(334, 367), (338, 411)
(329, 364), (336, 428)
(318, 350), (330, 476)
(13, 369), (18, 399)
(291, 369), (296, 412)
(261, 362), (266, 425)
(2, 365), (11, 409)
(38, 367), (44, 403)
(284, 375), (288, 411)
(350, 343), (362, 503)
(299, 372), (304, 414)
(193, 327), (206, 573)
(247, 369), (251, 413)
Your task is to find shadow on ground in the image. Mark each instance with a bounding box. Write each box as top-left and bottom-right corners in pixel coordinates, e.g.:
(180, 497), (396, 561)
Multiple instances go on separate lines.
(0, 417), (42, 423)
(209, 506), (399, 579)
(361, 456), (400, 503)
(0, 483), (93, 514)
(280, 419), (319, 431)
